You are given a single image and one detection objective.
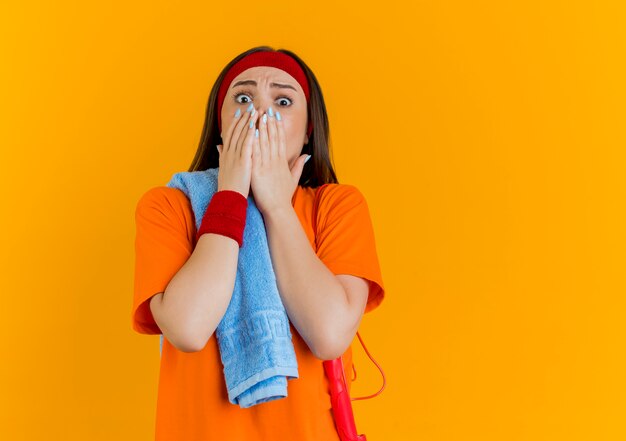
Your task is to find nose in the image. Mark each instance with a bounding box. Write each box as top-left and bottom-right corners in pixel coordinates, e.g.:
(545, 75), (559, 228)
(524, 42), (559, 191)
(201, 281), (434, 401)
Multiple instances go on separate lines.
(254, 95), (274, 116)
(256, 104), (269, 116)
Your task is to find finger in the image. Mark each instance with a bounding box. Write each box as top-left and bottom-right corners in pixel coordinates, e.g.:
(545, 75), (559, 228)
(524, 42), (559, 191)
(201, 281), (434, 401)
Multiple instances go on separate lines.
(240, 110), (258, 159)
(259, 111), (270, 165)
(232, 107), (256, 156)
(237, 108), (259, 156)
(275, 110), (286, 159)
(267, 107), (278, 161)
(252, 126), (261, 168)
(227, 104), (253, 154)
(223, 107), (243, 153)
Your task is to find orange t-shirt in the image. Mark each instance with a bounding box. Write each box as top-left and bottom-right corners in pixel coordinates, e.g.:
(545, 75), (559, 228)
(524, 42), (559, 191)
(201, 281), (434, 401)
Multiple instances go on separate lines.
(132, 182), (386, 440)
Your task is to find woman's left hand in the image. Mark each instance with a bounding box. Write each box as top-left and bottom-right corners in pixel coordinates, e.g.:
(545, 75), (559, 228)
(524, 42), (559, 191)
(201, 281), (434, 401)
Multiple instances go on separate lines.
(250, 108), (310, 216)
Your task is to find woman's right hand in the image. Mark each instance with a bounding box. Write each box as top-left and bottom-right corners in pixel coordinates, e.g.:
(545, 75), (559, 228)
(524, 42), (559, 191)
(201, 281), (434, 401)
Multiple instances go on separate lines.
(216, 105), (259, 199)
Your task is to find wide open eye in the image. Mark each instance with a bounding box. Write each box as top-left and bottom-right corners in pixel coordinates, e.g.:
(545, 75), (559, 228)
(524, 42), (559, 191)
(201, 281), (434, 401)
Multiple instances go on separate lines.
(276, 96), (293, 107)
(232, 91), (253, 104)
(232, 88), (294, 107)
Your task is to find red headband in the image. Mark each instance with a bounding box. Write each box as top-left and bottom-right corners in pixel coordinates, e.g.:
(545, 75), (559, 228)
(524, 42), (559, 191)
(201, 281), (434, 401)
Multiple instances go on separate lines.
(217, 51), (313, 139)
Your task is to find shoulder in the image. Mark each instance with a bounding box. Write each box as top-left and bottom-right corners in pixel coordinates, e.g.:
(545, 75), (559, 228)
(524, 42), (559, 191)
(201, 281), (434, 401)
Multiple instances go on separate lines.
(316, 183), (368, 212)
(136, 186), (190, 212)
(135, 186), (194, 230)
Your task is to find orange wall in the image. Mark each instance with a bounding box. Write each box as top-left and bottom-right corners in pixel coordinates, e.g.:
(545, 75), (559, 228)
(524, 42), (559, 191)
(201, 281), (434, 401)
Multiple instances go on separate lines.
(1, 1), (624, 439)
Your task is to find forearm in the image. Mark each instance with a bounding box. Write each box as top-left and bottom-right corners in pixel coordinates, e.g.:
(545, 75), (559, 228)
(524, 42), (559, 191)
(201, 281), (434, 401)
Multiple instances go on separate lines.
(263, 206), (351, 360)
(151, 233), (238, 352)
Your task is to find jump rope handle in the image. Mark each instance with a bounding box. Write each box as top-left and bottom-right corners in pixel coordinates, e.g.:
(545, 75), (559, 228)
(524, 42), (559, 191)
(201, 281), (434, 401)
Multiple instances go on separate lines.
(323, 358), (367, 441)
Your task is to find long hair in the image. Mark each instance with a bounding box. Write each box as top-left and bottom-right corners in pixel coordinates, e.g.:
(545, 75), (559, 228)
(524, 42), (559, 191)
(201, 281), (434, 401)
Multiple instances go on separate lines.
(187, 46), (339, 188)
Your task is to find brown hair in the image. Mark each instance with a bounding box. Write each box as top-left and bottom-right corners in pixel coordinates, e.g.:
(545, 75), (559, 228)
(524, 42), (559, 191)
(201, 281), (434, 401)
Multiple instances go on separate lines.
(187, 46), (339, 188)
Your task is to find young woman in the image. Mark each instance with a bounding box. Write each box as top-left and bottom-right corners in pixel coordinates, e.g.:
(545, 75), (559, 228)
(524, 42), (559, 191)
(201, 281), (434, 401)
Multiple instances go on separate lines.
(132, 46), (386, 440)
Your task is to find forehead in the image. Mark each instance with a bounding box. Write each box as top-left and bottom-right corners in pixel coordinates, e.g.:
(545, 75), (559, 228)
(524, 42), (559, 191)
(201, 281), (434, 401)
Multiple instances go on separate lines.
(229, 66), (304, 94)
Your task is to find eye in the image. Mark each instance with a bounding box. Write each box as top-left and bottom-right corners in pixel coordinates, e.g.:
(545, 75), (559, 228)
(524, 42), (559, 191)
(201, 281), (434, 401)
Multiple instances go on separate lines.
(231, 88), (294, 107)
(276, 96), (293, 107)
(232, 90), (253, 104)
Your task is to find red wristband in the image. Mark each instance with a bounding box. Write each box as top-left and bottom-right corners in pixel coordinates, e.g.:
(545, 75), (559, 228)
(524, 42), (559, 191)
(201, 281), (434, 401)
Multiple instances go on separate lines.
(195, 190), (248, 247)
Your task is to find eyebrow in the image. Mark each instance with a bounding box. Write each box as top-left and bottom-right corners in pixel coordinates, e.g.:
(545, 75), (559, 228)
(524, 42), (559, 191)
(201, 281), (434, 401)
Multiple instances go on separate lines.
(231, 80), (297, 92)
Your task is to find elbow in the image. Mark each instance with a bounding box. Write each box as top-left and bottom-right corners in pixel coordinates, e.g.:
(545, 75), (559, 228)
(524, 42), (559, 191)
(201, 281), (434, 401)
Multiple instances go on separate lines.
(156, 327), (199, 353)
(164, 328), (210, 353)
(313, 302), (359, 361)
(150, 293), (210, 353)
(167, 312), (219, 352)
(313, 312), (361, 360)
(183, 330), (214, 353)
(314, 341), (345, 361)
(175, 340), (204, 353)
(185, 345), (203, 353)
(313, 331), (350, 361)
(166, 320), (215, 353)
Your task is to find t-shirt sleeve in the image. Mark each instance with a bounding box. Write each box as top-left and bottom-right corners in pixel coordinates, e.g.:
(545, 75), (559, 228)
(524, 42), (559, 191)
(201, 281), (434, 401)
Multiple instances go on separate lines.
(131, 186), (196, 335)
(315, 184), (386, 313)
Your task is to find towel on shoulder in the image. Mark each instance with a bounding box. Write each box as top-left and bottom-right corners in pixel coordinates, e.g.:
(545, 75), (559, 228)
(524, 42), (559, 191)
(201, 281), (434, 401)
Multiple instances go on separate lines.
(161, 167), (299, 409)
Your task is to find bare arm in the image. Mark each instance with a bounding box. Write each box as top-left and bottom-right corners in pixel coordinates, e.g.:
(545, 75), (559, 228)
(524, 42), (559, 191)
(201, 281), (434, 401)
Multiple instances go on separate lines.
(147, 105), (258, 352)
(264, 206), (358, 360)
(149, 233), (239, 353)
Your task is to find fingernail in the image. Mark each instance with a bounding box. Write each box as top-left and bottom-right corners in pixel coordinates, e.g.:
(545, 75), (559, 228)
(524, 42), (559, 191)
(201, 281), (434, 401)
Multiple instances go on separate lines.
(268, 106), (274, 118)
(276, 111), (281, 121)
(235, 108), (241, 117)
(304, 155), (311, 163)
(249, 120), (254, 128)
(262, 113), (267, 124)
(255, 128), (259, 138)
(246, 103), (254, 112)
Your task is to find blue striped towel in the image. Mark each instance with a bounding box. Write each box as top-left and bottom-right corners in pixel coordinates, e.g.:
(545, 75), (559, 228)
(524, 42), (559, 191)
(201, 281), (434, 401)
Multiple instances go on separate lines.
(159, 167), (299, 408)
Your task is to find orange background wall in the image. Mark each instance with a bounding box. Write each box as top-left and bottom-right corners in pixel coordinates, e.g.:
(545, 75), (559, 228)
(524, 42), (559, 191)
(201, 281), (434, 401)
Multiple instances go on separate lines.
(1, 1), (624, 439)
